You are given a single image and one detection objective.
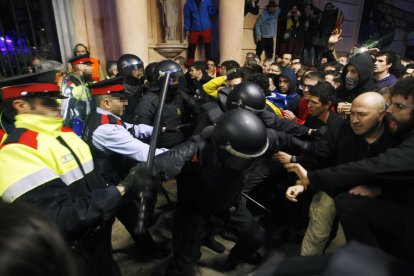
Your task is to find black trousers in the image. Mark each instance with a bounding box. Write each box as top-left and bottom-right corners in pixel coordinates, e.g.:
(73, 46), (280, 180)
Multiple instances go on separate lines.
(166, 203), (264, 276)
(75, 225), (122, 276)
(256, 37), (274, 60)
(335, 193), (412, 261)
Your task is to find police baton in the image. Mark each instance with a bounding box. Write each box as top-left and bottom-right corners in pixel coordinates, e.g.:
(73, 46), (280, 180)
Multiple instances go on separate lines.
(241, 192), (271, 214)
(134, 71), (171, 235)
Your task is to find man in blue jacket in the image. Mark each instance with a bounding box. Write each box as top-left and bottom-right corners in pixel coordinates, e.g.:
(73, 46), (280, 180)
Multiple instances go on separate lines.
(184, 0), (217, 65)
(254, 0), (281, 60)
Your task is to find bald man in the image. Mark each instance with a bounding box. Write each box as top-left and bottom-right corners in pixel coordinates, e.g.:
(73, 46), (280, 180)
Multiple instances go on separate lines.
(286, 92), (398, 256)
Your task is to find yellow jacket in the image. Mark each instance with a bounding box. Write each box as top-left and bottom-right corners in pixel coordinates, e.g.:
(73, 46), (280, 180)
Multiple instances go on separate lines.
(0, 114), (94, 202)
(202, 76), (226, 99)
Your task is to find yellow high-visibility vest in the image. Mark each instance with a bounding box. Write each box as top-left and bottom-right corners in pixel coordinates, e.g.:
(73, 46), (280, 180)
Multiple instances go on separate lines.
(0, 114), (94, 202)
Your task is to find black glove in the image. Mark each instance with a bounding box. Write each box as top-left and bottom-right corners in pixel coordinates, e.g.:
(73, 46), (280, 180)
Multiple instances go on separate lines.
(122, 163), (160, 194)
(124, 165), (161, 235)
(153, 141), (198, 180)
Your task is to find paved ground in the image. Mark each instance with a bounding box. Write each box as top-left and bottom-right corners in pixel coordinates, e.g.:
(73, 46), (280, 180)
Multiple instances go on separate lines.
(111, 180), (345, 275)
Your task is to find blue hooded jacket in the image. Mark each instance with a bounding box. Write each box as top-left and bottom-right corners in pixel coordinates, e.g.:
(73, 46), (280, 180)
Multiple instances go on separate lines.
(267, 67), (300, 114)
(184, 0), (218, 32)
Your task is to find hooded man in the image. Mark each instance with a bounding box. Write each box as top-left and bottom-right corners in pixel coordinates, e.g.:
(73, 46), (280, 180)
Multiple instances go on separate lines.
(267, 67), (301, 115)
(338, 52), (377, 118)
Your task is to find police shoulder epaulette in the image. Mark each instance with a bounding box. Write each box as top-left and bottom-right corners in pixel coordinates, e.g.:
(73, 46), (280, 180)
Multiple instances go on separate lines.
(61, 126), (74, 132)
(0, 128), (38, 149)
(101, 114), (122, 126)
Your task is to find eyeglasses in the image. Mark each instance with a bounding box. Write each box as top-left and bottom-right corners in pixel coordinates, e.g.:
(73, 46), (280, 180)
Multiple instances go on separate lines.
(387, 102), (414, 112)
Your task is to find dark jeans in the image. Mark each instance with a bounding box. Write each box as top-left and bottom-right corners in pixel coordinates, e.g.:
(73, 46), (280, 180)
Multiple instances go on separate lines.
(166, 203), (264, 276)
(256, 37), (274, 60)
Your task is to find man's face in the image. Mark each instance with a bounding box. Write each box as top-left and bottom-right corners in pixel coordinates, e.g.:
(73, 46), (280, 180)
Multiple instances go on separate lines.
(350, 100), (383, 136)
(325, 75), (339, 89)
(302, 78), (318, 99)
(109, 65), (118, 78)
(282, 54), (292, 66)
(291, 63), (301, 73)
(75, 45), (88, 56)
(278, 76), (290, 93)
(189, 67), (201, 80)
(262, 62), (271, 73)
(386, 95), (414, 134)
(346, 64), (359, 81)
(269, 64), (281, 74)
(307, 95), (329, 117)
(20, 97), (61, 118)
(374, 55), (391, 74)
(108, 95), (128, 116)
(207, 61), (215, 71)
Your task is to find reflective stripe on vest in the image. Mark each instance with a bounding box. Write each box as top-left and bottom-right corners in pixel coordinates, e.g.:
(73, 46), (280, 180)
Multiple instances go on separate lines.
(2, 167), (57, 202)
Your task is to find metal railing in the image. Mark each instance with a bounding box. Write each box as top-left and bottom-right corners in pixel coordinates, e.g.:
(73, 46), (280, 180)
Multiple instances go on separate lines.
(0, 0), (61, 78)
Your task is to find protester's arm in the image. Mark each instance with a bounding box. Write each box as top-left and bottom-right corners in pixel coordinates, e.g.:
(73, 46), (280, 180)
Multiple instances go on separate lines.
(202, 76), (226, 98)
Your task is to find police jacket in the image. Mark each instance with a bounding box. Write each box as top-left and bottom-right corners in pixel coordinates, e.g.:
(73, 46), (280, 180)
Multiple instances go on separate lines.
(0, 114), (121, 240)
(83, 108), (166, 186)
(133, 90), (185, 148)
(176, 140), (246, 214)
(122, 77), (144, 123)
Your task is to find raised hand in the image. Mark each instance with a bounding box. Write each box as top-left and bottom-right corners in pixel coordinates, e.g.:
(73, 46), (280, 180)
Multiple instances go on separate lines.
(328, 28), (343, 45)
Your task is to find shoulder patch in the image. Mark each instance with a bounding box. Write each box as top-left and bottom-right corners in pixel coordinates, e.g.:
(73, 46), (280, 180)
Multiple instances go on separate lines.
(61, 126), (74, 132)
(101, 114), (122, 125)
(1, 128), (38, 149)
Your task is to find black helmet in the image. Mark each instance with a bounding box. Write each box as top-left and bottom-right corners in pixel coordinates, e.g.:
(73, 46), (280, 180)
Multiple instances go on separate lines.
(145, 62), (158, 82)
(152, 60), (183, 89)
(226, 81), (266, 113)
(117, 54), (144, 77)
(212, 109), (269, 159)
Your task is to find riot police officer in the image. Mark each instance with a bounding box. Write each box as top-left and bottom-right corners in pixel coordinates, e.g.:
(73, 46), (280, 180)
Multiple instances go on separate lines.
(164, 109), (269, 275)
(132, 60), (186, 148)
(117, 54), (145, 123)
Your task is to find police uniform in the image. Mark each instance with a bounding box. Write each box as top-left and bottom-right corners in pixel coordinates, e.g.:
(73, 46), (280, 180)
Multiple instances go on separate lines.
(165, 109), (268, 276)
(0, 75), (122, 276)
(132, 60), (188, 148)
(61, 55), (95, 136)
(83, 77), (167, 253)
(117, 54), (145, 123)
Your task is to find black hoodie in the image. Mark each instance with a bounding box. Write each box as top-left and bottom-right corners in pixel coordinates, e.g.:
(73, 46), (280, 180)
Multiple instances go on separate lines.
(341, 52), (377, 102)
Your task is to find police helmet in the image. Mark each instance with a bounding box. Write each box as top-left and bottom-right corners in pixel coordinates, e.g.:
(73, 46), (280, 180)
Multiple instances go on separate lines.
(145, 62), (158, 83)
(117, 54), (144, 77)
(212, 109), (269, 159)
(152, 60), (183, 89)
(226, 81), (266, 114)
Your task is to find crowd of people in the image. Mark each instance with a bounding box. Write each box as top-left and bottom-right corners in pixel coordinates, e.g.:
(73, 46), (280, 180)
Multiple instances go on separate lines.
(1, 1), (414, 276)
